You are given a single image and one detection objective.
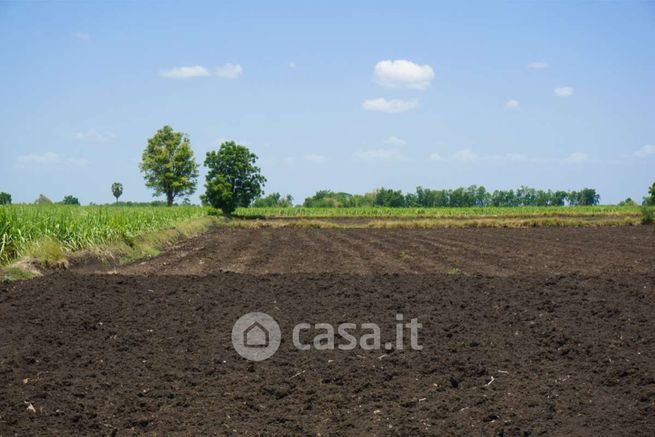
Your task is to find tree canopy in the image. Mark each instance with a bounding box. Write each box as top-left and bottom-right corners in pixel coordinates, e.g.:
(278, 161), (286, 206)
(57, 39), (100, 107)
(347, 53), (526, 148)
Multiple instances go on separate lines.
(201, 141), (266, 214)
(140, 125), (199, 206)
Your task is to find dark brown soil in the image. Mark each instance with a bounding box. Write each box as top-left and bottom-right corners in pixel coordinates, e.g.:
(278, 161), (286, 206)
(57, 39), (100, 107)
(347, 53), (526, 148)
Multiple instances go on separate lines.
(1, 227), (655, 435)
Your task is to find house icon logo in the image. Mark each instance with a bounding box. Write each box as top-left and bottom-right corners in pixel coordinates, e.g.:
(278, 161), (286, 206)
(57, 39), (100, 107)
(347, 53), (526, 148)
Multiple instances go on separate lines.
(244, 321), (269, 348)
(232, 312), (281, 361)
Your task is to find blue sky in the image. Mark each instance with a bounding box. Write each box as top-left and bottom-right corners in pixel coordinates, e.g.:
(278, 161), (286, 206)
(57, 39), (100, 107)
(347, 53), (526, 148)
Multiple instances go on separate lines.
(1, 1), (653, 205)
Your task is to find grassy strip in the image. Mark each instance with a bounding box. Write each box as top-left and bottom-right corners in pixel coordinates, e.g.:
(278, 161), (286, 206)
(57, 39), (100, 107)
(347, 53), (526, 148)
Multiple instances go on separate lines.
(0, 205), (210, 264)
(234, 205), (640, 219)
(82, 216), (219, 264)
(1, 216), (218, 281)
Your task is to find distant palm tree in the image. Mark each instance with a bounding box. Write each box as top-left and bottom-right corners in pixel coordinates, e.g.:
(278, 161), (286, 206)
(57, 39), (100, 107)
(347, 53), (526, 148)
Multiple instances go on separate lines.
(111, 182), (123, 203)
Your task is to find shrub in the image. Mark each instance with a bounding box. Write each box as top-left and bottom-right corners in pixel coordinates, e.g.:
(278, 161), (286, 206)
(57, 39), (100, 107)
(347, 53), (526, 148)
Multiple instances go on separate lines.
(618, 198), (637, 207)
(61, 195), (80, 205)
(251, 193), (293, 208)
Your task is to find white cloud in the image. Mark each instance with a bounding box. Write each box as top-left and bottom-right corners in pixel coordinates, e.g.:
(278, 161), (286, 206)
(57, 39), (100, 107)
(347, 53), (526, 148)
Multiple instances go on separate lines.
(16, 152), (86, 167)
(528, 61), (548, 70)
(362, 98), (418, 113)
(384, 136), (406, 146)
(73, 32), (90, 41)
(160, 65), (211, 79)
(216, 63), (242, 79)
(428, 153), (443, 161)
(564, 152), (588, 163)
(634, 144), (655, 158)
(505, 99), (520, 110)
(452, 149), (479, 163)
(289, 62), (296, 69)
(554, 86), (574, 97)
(75, 129), (115, 142)
(303, 154), (327, 163)
(160, 64), (242, 79)
(356, 148), (405, 161)
(373, 59), (435, 90)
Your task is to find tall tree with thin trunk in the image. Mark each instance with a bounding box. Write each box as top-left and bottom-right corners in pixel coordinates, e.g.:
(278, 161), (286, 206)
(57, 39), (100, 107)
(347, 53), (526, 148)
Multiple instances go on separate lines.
(139, 125), (199, 206)
(111, 182), (123, 203)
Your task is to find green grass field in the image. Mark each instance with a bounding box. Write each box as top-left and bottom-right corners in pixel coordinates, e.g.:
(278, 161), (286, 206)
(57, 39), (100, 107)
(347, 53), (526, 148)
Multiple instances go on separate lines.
(0, 205), (209, 264)
(235, 205), (641, 219)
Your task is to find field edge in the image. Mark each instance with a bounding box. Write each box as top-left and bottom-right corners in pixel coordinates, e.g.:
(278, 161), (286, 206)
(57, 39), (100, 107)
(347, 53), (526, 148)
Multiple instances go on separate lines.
(1, 216), (220, 282)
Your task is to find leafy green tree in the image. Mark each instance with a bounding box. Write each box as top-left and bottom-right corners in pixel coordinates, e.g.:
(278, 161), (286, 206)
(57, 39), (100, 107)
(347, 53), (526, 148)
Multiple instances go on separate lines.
(576, 188), (600, 206)
(404, 192), (419, 207)
(374, 188), (406, 207)
(534, 190), (550, 206)
(618, 198), (637, 206)
(551, 191), (568, 206)
(111, 182), (123, 203)
(566, 191), (579, 206)
(430, 189), (450, 207)
(516, 186), (537, 206)
(61, 195), (80, 205)
(140, 125), (199, 206)
(201, 141), (266, 214)
(490, 189), (517, 207)
(0, 192), (11, 205)
(414, 186), (431, 207)
(449, 187), (468, 207)
(303, 190), (334, 207)
(35, 194), (52, 204)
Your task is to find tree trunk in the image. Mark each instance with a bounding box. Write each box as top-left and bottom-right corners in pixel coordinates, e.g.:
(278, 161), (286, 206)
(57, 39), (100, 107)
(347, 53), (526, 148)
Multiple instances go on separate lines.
(166, 192), (174, 206)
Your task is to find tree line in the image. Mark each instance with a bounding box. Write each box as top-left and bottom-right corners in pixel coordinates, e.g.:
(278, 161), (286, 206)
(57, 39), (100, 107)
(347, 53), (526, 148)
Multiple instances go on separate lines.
(301, 186), (602, 208)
